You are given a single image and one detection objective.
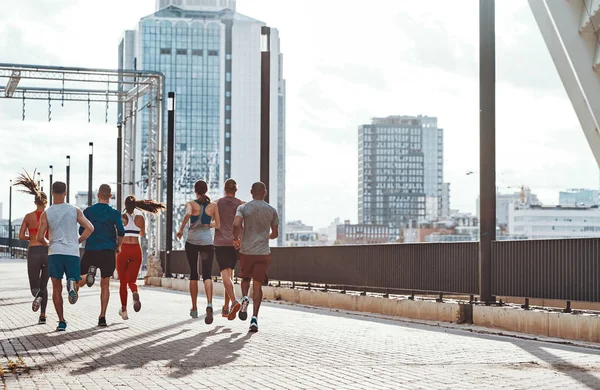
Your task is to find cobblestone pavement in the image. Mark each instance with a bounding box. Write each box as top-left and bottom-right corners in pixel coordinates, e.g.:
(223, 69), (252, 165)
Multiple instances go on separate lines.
(3, 257), (600, 389)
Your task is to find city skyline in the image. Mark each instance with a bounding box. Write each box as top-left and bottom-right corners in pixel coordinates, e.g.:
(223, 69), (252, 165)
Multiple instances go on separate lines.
(0, 0), (599, 230)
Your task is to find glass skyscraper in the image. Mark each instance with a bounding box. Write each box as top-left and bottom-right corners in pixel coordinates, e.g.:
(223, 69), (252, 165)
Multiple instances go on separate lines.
(119, 0), (286, 248)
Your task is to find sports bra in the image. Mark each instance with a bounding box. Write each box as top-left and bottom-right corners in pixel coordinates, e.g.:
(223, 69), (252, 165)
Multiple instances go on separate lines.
(27, 210), (48, 238)
(124, 212), (142, 237)
(189, 200), (212, 225)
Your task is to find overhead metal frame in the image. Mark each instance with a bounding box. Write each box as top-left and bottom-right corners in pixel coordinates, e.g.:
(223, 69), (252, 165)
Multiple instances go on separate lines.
(0, 63), (165, 255)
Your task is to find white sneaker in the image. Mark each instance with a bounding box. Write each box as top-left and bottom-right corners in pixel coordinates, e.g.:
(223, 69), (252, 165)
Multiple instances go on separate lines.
(119, 308), (129, 320)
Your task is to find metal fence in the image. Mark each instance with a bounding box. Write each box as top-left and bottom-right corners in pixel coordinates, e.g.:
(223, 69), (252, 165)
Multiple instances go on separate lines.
(163, 242), (480, 295)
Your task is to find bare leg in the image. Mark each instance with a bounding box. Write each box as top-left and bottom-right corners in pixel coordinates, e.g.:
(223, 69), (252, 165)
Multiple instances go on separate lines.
(77, 277), (87, 288)
(51, 278), (64, 322)
(190, 280), (198, 311)
(252, 280), (263, 317)
(204, 278), (213, 305)
(99, 278), (110, 318)
(221, 268), (236, 304)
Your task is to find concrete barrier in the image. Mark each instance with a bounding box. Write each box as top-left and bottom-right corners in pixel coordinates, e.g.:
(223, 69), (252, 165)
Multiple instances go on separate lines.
(145, 277), (600, 343)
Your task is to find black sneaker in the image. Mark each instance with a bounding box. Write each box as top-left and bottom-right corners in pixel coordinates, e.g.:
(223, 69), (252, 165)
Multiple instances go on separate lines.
(205, 306), (214, 325)
(249, 317), (258, 333)
(38, 316), (46, 325)
(239, 297), (250, 321)
(98, 317), (107, 327)
(86, 266), (97, 287)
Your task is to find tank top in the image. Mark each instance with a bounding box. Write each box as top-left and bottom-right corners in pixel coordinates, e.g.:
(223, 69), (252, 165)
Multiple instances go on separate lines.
(186, 200), (213, 246)
(124, 212), (141, 237)
(214, 196), (243, 246)
(45, 203), (80, 257)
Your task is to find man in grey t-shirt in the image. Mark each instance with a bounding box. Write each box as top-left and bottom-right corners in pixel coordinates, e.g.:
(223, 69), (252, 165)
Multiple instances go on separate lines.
(232, 182), (279, 332)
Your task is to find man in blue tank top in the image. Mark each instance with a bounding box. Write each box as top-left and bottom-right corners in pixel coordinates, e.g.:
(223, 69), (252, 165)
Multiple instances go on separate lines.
(37, 182), (95, 331)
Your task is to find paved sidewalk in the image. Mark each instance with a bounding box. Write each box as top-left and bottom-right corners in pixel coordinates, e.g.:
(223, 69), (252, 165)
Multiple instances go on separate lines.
(3, 257), (600, 389)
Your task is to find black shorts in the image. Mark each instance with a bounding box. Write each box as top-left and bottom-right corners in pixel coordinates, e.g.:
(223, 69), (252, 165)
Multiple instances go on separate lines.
(215, 246), (238, 272)
(185, 242), (214, 281)
(80, 250), (116, 279)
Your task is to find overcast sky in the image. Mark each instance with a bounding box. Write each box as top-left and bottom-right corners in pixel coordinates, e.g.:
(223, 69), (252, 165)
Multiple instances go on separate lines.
(0, 0), (597, 228)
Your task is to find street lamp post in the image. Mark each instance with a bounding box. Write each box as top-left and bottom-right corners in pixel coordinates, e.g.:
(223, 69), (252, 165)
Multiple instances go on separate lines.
(66, 156), (71, 203)
(88, 142), (94, 207)
(260, 26), (271, 203)
(8, 180), (12, 257)
(49, 165), (53, 205)
(165, 92), (176, 277)
(36, 171), (41, 189)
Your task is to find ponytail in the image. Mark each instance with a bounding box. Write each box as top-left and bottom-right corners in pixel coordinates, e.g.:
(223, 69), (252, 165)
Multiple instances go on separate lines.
(124, 195), (166, 214)
(14, 169), (47, 206)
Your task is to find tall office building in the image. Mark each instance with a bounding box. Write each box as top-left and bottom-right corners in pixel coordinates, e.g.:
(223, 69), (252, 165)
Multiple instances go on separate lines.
(119, 0), (286, 247)
(358, 116), (427, 231)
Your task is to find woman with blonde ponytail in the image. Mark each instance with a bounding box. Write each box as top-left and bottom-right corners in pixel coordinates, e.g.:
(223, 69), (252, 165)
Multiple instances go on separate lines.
(116, 195), (165, 320)
(15, 169), (49, 325)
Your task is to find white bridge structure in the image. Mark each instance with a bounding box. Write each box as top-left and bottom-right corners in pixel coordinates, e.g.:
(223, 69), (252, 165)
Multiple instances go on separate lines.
(530, 0), (600, 166)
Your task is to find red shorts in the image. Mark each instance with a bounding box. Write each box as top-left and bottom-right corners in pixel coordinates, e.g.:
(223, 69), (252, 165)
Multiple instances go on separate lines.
(239, 254), (270, 283)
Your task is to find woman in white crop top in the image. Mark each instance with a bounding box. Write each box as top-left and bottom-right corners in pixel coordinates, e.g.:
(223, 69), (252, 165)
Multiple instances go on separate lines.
(116, 195), (165, 320)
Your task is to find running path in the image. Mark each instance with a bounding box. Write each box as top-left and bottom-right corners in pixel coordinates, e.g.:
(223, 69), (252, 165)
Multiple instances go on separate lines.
(2, 257), (600, 389)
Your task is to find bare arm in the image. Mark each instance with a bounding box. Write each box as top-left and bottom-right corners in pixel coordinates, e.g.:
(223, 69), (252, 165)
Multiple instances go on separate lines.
(77, 208), (95, 244)
(232, 215), (243, 249)
(138, 215), (146, 238)
(211, 202), (220, 230)
(18, 218), (28, 241)
(270, 225), (279, 240)
(176, 202), (192, 239)
(36, 212), (49, 245)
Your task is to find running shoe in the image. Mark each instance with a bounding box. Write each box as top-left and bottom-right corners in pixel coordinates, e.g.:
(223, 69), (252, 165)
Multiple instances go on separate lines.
(205, 306), (214, 325)
(119, 308), (129, 320)
(67, 279), (78, 305)
(221, 306), (230, 318)
(228, 301), (241, 321)
(38, 316), (46, 325)
(56, 321), (67, 331)
(249, 316), (258, 333)
(238, 297), (250, 321)
(98, 317), (107, 327)
(86, 265), (97, 287)
(132, 292), (142, 312)
(32, 293), (43, 312)
(190, 309), (198, 319)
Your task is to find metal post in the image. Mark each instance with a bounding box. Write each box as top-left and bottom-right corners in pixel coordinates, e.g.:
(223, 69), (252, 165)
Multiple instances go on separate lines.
(36, 172), (41, 189)
(117, 124), (123, 211)
(88, 142), (94, 207)
(66, 156), (71, 203)
(8, 181), (12, 256)
(479, 0), (496, 303)
(49, 165), (53, 205)
(165, 92), (175, 277)
(260, 26), (271, 203)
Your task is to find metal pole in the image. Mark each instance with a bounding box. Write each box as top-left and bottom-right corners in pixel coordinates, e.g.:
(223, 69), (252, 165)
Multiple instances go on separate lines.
(165, 92), (175, 277)
(66, 156), (71, 203)
(88, 142), (94, 207)
(260, 26), (271, 203)
(117, 124), (123, 212)
(49, 165), (53, 205)
(479, 0), (496, 303)
(8, 180), (12, 256)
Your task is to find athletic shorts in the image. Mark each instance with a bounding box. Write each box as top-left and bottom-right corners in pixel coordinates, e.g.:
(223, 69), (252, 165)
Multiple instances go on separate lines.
(48, 254), (82, 281)
(239, 254), (270, 283)
(215, 246), (238, 272)
(185, 242), (214, 281)
(80, 249), (116, 278)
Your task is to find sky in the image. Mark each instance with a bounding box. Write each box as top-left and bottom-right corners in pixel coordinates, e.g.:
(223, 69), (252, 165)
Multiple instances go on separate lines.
(0, 0), (598, 229)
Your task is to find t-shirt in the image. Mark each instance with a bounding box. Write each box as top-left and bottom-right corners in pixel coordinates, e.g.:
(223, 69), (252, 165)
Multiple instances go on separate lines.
(79, 203), (125, 251)
(214, 196), (243, 246)
(235, 200), (279, 255)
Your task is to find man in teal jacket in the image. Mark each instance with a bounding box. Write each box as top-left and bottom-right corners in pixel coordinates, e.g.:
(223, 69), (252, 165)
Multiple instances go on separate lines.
(78, 184), (125, 326)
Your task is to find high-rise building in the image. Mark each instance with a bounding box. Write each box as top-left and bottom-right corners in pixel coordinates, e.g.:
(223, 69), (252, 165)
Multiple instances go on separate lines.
(441, 183), (450, 218)
(118, 0), (286, 247)
(559, 189), (599, 207)
(358, 116), (427, 230)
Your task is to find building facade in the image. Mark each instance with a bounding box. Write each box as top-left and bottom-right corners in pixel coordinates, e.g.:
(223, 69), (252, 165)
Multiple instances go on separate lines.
(358, 116), (427, 230)
(508, 204), (600, 239)
(336, 222), (390, 245)
(559, 189), (599, 207)
(119, 0), (286, 248)
(476, 188), (540, 227)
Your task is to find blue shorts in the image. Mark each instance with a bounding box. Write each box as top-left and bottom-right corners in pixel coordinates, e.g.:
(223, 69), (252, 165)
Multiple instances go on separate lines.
(48, 255), (82, 281)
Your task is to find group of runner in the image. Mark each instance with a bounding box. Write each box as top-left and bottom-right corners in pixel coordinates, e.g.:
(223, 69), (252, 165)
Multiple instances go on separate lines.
(17, 170), (279, 333)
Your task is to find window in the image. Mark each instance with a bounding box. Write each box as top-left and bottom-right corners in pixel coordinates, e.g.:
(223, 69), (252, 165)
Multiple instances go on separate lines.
(160, 48), (172, 55)
(208, 50), (219, 56)
(176, 49), (187, 55)
(192, 49), (203, 56)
